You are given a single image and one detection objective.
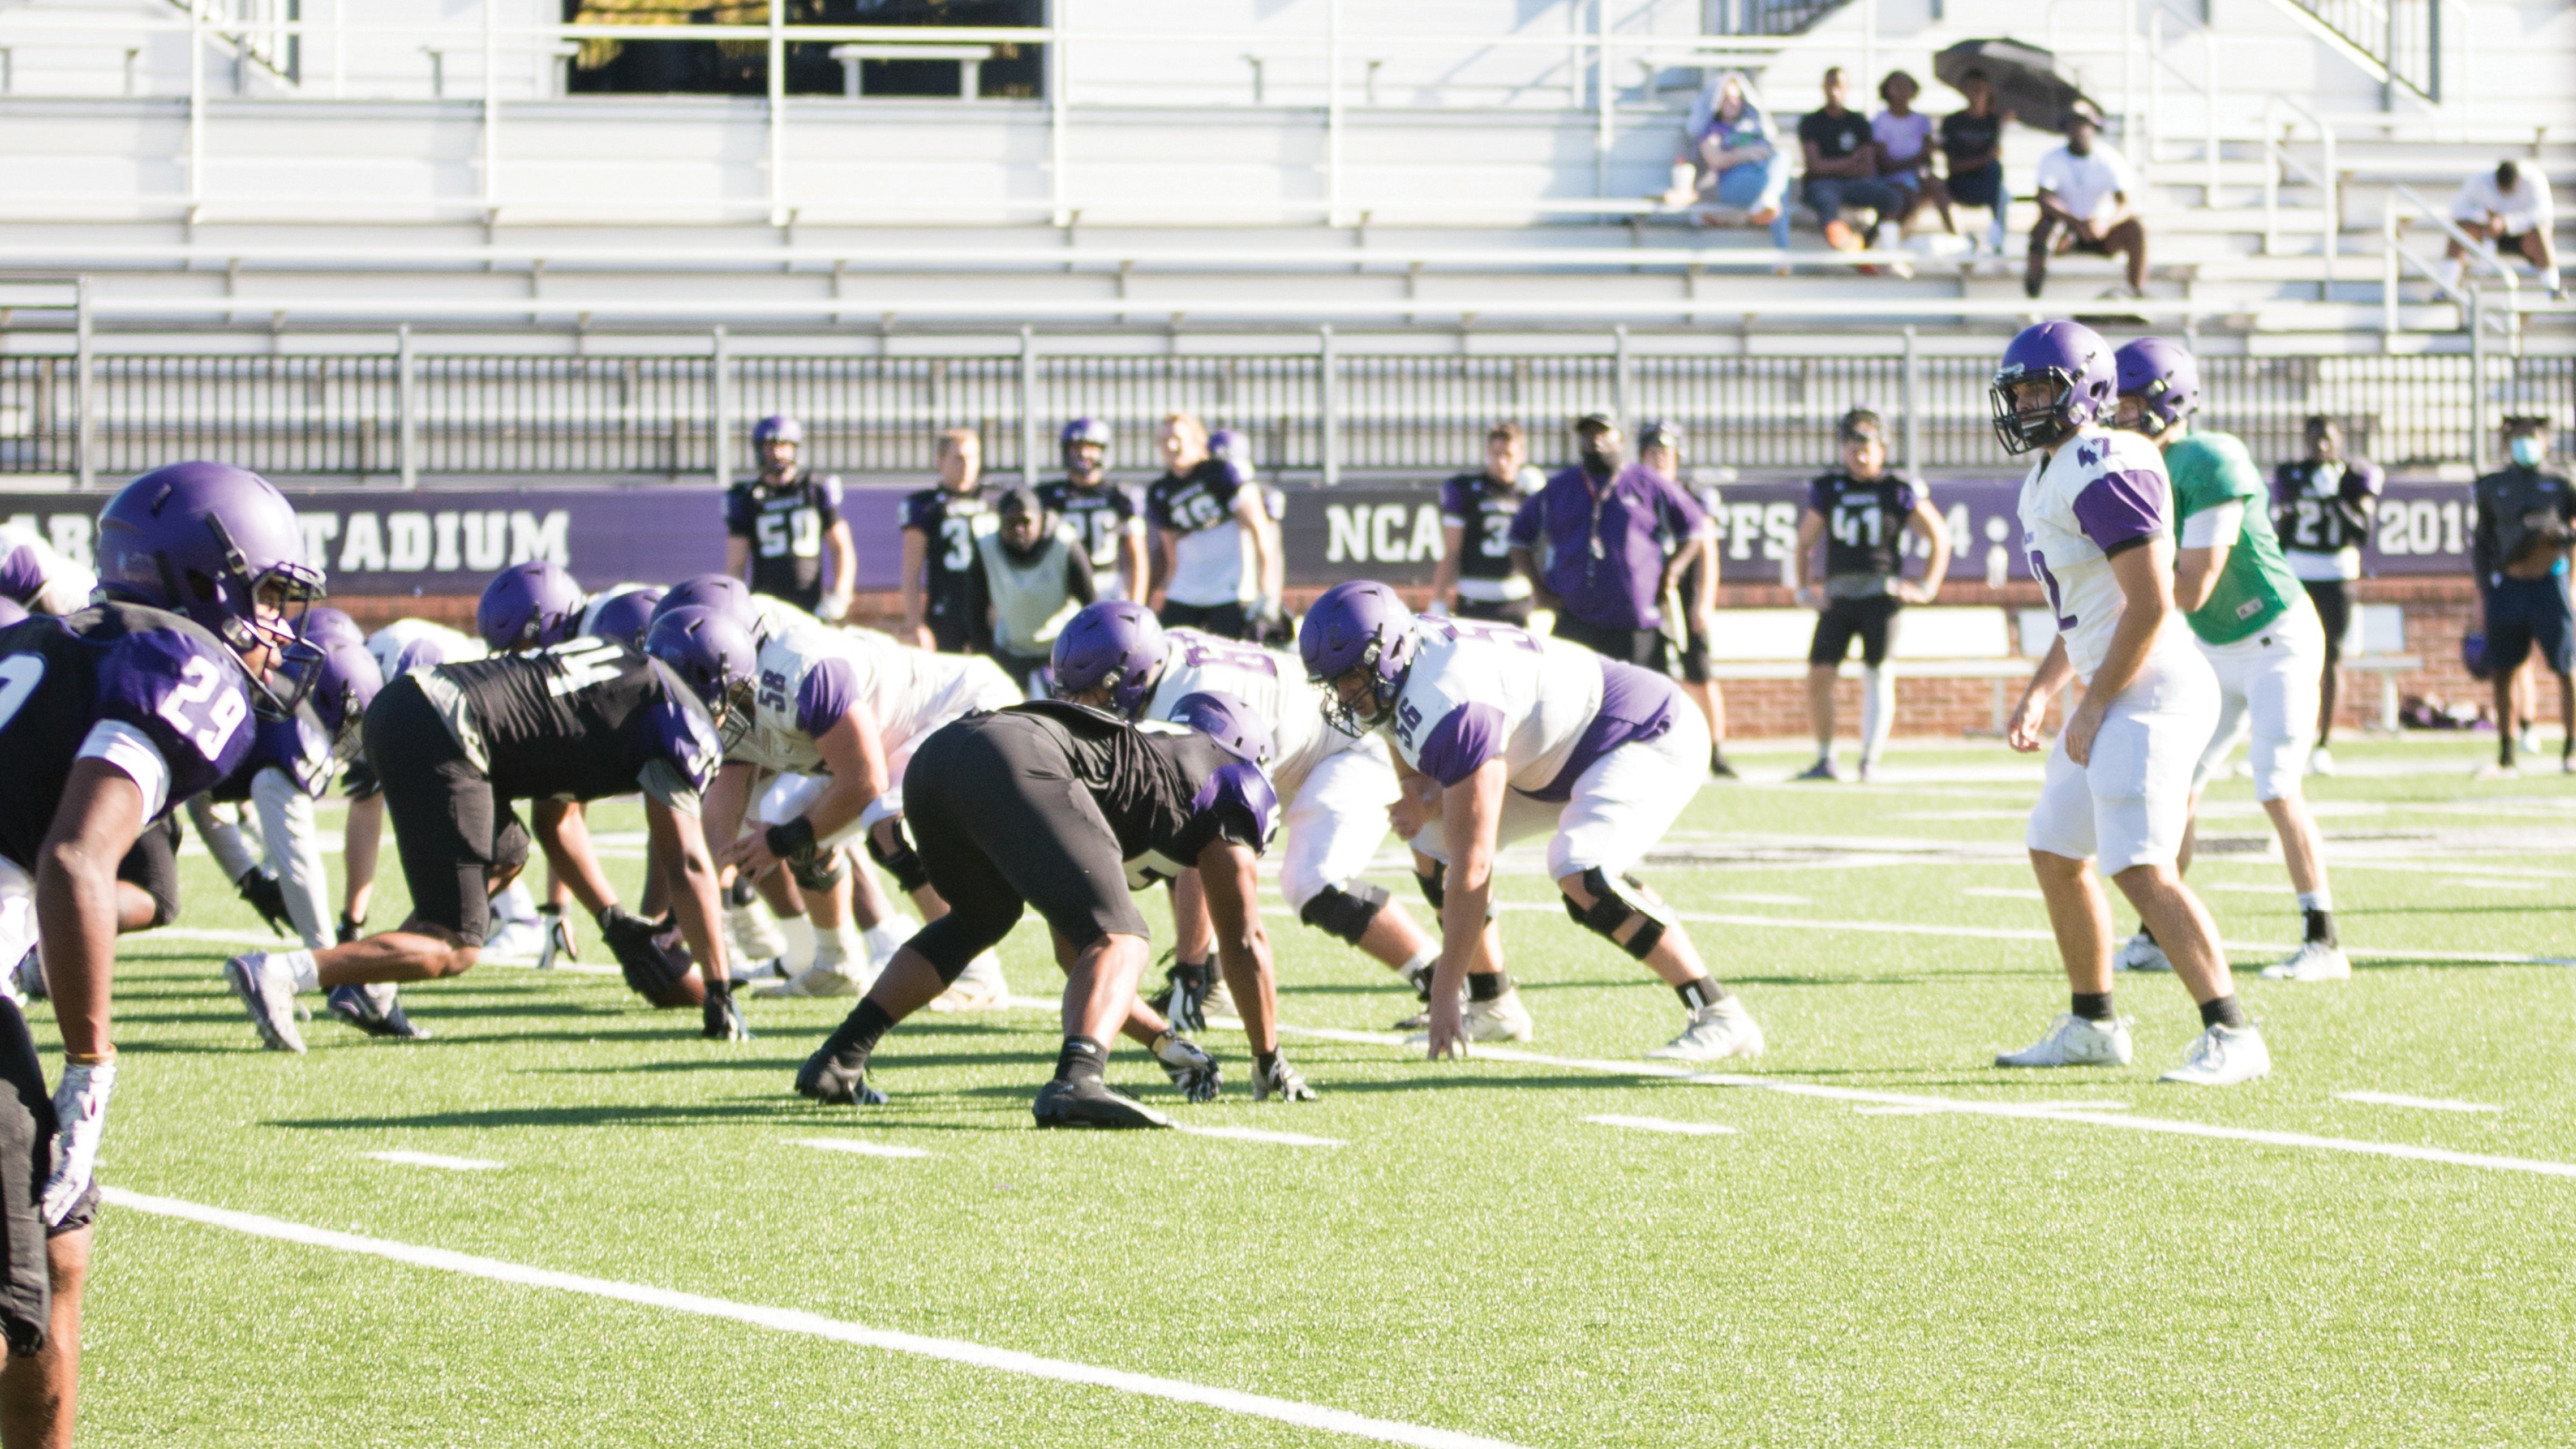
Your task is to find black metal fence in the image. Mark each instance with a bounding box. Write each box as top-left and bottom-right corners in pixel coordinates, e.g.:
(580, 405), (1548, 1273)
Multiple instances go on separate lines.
(0, 349), (2563, 482)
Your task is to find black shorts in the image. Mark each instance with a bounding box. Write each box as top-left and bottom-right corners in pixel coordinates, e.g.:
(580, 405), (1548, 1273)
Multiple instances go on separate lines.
(1809, 594), (1904, 668)
(899, 714), (1148, 976)
(1551, 613), (1669, 671)
(2301, 579), (2353, 664)
(1452, 596), (1534, 628)
(115, 815), (181, 929)
(1947, 161), (2003, 211)
(2484, 575), (2576, 677)
(1158, 599), (1254, 641)
(364, 677), (531, 948)
(0, 997), (92, 1356)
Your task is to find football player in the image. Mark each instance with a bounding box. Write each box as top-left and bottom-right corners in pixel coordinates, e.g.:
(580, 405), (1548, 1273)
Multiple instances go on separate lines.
(1430, 422), (1541, 626)
(1145, 412), (1281, 642)
(2109, 338), (2348, 984)
(2270, 416), (2382, 774)
(474, 561), (621, 960)
(580, 583), (668, 651)
(1787, 409), (1950, 783)
(220, 606), (751, 1047)
(0, 518), (98, 618)
(726, 414), (857, 622)
(1037, 417), (1146, 601)
(2469, 412), (2575, 777)
(793, 694), (1274, 1126)
(1992, 321), (2265, 1085)
(899, 428), (996, 653)
(340, 615), (484, 947)
(1302, 582), (1763, 1063)
(1638, 420), (1742, 779)
(1052, 601), (1528, 1048)
(0, 459), (325, 1445)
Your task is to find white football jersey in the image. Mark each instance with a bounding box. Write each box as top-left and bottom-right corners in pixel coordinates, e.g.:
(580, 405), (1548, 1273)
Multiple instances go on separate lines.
(366, 618), (485, 680)
(1141, 628), (1340, 796)
(731, 624), (863, 775)
(0, 522), (96, 614)
(1383, 618), (1605, 794)
(2018, 427), (2187, 683)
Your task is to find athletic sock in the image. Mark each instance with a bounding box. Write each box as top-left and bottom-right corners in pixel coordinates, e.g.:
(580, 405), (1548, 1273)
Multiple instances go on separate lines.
(1468, 970), (1512, 1002)
(1055, 1035), (1107, 1085)
(861, 920), (909, 963)
(1676, 977), (1729, 1011)
(1399, 950), (1437, 997)
(776, 912), (817, 969)
(2297, 891), (2338, 946)
(822, 997), (897, 1067)
(1859, 664), (1895, 766)
(1253, 1049), (1283, 1078)
(2071, 990), (2114, 1022)
(2199, 995), (2249, 1030)
(812, 920), (864, 973)
(280, 949), (320, 994)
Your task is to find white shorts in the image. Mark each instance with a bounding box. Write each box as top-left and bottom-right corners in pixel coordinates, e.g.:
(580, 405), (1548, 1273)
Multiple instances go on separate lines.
(2189, 601), (2325, 802)
(1410, 702), (1711, 882)
(2026, 644), (2220, 874)
(1277, 737), (1401, 912)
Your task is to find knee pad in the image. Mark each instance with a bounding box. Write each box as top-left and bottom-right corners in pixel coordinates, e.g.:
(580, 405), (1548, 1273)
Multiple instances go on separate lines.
(1298, 882), (1389, 946)
(865, 821), (931, 894)
(1415, 863), (1446, 911)
(789, 847), (848, 893)
(1562, 867), (1670, 961)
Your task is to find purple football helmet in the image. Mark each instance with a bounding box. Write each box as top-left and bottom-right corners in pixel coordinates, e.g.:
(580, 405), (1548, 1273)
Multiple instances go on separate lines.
(298, 605), (366, 655)
(1051, 600), (1167, 719)
(1298, 580), (1416, 735)
(95, 460), (327, 717)
(652, 573), (759, 637)
(0, 597), (27, 629)
(2112, 336), (2200, 436)
(751, 414), (804, 448)
(586, 585), (667, 653)
(645, 604), (759, 750)
(476, 560), (586, 654)
(1208, 428), (1253, 473)
(1060, 416), (1112, 470)
(1168, 689), (1276, 769)
(1989, 320), (2116, 455)
(311, 639), (384, 759)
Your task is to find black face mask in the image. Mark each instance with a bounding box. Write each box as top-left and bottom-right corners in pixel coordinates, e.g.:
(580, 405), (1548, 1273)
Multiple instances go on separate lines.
(1579, 441), (1622, 478)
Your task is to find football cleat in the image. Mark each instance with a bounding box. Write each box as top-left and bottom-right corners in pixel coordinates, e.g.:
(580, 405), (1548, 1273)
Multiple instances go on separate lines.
(10, 948), (43, 1003)
(223, 952), (308, 1054)
(1995, 1013), (2132, 1068)
(1643, 995), (1765, 1062)
(1032, 1077), (1173, 1130)
(1391, 1007), (1432, 1031)
(757, 965), (862, 999)
(2260, 941), (2351, 982)
(725, 894), (789, 963)
(2160, 1023), (2271, 1086)
(325, 983), (428, 1039)
(1792, 757), (1841, 783)
(1253, 1053), (1319, 1103)
(1403, 989), (1537, 1048)
(734, 955), (791, 984)
(795, 1045), (885, 1106)
(929, 952), (1008, 1012)
(2112, 929), (2172, 973)
(1153, 1031), (1222, 1103)
(1855, 759), (1881, 784)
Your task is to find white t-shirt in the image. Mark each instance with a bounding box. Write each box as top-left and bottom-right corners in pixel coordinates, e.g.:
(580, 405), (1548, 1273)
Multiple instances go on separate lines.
(1872, 110), (1933, 168)
(2035, 143), (2134, 223)
(2018, 427), (2190, 683)
(2450, 169), (2554, 236)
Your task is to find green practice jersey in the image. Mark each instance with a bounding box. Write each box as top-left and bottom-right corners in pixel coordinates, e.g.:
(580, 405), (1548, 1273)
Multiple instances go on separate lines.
(2166, 430), (2303, 645)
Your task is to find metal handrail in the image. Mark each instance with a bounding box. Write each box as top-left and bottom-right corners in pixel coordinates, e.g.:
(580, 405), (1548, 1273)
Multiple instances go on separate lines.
(2380, 181), (2515, 334)
(2261, 94), (2339, 292)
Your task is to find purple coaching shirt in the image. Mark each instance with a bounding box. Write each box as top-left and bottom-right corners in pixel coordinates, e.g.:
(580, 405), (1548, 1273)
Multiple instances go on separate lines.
(1506, 464), (1711, 630)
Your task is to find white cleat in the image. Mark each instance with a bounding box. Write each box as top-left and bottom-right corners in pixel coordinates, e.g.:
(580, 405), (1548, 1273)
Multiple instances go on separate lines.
(223, 952), (308, 1054)
(1643, 995), (1765, 1062)
(2112, 929), (2172, 973)
(2304, 747), (2336, 777)
(1402, 988), (1539, 1048)
(2260, 941), (2351, 982)
(756, 965), (863, 999)
(726, 899), (789, 965)
(482, 917), (543, 959)
(1994, 1013), (2132, 1068)
(929, 952), (1009, 1012)
(1201, 973), (1240, 1025)
(2160, 1023), (2272, 1086)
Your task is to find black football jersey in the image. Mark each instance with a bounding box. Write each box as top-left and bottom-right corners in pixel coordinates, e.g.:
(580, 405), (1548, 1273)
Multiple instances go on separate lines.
(900, 486), (997, 630)
(0, 603), (261, 872)
(2270, 459), (2382, 556)
(1808, 471), (1923, 580)
(983, 700), (1275, 876)
(725, 471), (845, 610)
(1145, 460), (1245, 537)
(435, 636), (720, 805)
(1037, 479), (1143, 583)
(209, 704), (333, 804)
(1438, 472), (1524, 584)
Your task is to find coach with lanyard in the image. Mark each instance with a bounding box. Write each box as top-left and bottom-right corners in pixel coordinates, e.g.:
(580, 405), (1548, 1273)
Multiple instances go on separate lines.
(1507, 413), (1714, 671)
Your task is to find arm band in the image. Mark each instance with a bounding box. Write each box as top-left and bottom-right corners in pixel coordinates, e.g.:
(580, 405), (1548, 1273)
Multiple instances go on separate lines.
(766, 816), (819, 867)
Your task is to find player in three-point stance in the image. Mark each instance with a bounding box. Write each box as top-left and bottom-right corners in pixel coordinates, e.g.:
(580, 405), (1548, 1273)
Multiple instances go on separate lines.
(1991, 320), (2268, 1085)
(0, 460), (328, 1447)
(1300, 582), (1763, 1062)
(2106, 338), (2349, 984)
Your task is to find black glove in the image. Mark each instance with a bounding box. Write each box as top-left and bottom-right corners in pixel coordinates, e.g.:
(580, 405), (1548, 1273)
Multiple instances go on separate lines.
(701, 978), (750, 1041)
(1151, 959), (1213, 1034)
(598, 905), (694, 1005)
(236, 869), (293, 935)
(336, 913), (364, 946)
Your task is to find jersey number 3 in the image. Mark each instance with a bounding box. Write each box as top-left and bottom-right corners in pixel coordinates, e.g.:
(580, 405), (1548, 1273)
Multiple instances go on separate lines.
(158, 656), (248, 762)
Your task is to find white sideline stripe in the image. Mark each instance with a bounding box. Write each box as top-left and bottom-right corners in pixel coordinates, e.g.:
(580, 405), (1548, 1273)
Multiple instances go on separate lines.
(2334, 1091), (2503, 1114)
(1959, 887), (2045, 900)
(99, 1187), (1527, 1449)
(1584, 1114), (1736, 1137)
(793, 1137), (932, 1159)
(1178, 1126), (1346, 1148)
(364, 1151), (505, 1171)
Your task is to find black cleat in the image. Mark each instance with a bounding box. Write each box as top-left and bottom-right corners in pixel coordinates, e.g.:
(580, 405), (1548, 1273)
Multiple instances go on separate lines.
(325, 984), (429, 1039)
(796, 1045), (884, 1105)
(1709, 749), (1739, 780)
(1033, 1078), (1174, 1130)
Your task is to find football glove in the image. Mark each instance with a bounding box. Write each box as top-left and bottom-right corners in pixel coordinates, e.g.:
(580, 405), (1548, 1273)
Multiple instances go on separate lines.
(41, 1058), (113, 1228)
(1153, 1030), (1221, 1104)
(598, 906), (694, 1005)
(236, 868), (293, 935)
(336, 913), (363, 946)
(1147, 958), (1214, 1034)
(700, 978), (751, 1041)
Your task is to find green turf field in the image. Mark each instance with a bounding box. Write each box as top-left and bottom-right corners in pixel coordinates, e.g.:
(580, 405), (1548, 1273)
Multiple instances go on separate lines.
(56, 735), (2576, 1446)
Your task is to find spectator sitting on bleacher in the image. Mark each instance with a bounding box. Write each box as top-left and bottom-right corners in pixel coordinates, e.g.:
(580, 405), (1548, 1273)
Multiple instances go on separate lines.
(1937, 67), (2011, 257)
(1871, 70), (1947, 238)
(2443, 160), (2562, 301)
(1661, 70), (1791, 251)
(2024, 111), (2147, 300)
(1799, 67), (1906, 261)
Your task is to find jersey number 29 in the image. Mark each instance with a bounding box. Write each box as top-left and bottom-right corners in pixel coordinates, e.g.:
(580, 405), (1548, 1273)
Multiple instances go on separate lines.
(158, 656), (249, 762)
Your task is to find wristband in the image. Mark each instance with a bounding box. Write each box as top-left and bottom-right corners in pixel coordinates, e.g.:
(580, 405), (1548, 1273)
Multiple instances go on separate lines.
(766, 816), (819, 867)
(67, 1050), (113, 1066)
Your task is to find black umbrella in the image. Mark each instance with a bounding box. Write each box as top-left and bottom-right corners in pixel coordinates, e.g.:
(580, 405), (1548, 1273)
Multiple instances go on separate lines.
(1933, 38), (2100, 135)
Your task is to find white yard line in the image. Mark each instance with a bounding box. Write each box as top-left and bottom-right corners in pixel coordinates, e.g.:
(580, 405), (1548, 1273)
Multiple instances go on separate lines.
(793, 1137), (932, 1159)
(364, 1151), (505, 1171)
(1584, 1114), (1736, 1137)
(101, 1187), (1527, 1449)
(1959, 887), (2046, 900)
(2333, 1091), (2503, 1114)
(1177, 1126), (1346, 1149)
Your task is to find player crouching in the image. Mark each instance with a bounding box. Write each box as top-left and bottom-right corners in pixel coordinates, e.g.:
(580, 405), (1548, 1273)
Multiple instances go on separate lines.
(795, 693), (1287, 1127)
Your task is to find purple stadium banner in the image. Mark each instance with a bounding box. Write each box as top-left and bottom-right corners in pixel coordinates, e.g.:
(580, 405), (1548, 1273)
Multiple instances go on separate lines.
(0, 476), (2475, 596)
